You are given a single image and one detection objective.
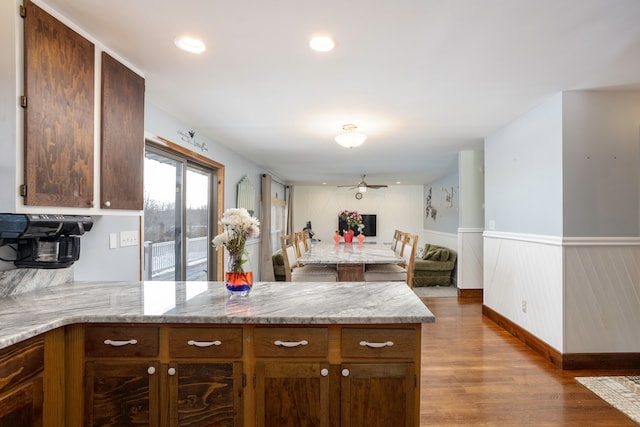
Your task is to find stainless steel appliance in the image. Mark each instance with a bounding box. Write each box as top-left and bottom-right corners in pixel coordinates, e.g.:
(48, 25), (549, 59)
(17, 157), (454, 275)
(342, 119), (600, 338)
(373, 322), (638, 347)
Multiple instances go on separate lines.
(0, 214), (93, 268)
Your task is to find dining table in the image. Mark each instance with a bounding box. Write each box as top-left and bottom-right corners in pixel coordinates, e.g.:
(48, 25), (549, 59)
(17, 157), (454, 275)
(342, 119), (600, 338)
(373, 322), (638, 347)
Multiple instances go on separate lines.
(297, 242), (404, 281)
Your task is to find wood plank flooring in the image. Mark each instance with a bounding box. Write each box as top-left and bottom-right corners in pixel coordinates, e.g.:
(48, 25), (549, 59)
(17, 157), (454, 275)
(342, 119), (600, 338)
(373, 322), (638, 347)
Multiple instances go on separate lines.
(419, 296), (640, 426)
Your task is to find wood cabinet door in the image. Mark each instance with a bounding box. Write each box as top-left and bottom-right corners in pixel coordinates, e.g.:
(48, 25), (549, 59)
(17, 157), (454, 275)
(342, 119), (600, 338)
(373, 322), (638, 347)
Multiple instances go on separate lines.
(255, 361), (330, 427)
(0, 378), (43, 427)
(84, 361), (160, 427)
(340, 363), (415, 427)
(100, 52), (145, 210)
(23, 0), (95, 207)
(167, 362), (243, 427)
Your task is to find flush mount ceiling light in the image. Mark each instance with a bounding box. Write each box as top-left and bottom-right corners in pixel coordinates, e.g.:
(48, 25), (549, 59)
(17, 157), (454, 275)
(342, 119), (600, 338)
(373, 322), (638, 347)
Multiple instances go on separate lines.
(335, 124), (367, 148)
(310, 36), (335, 52)
(174, 36), (206, 54)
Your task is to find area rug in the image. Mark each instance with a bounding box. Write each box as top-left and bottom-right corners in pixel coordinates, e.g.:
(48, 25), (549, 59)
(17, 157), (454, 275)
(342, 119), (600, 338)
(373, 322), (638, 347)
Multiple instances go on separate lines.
(575, 376), (640, 424)
(413, 286), (457, 298)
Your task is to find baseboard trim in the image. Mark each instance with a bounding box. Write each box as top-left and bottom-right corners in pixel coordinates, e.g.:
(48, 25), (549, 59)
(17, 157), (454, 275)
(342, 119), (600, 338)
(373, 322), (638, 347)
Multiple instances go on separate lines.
(482, 304), (563, 368)
(562, 353), (640, 370)
(458, 288), (483, 298)
(482, 305), (640, 370)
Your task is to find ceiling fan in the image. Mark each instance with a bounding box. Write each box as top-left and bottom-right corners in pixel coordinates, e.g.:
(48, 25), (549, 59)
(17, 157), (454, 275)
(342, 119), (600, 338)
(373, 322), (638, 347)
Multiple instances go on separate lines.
(338, 175), (388, 193)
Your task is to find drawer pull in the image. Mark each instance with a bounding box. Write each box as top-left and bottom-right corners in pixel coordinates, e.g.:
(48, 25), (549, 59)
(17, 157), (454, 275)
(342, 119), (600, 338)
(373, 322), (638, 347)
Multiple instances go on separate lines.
(274, 340), (308, 348)
(359, 340), (394, 348)
(168, 367), (176, 376)
(147, 366), (156, 375)
(342, 368), (350, 377)
(104, 339), (138, 347)
(187, 340), (222, 348)
(321, 368), (329, 377)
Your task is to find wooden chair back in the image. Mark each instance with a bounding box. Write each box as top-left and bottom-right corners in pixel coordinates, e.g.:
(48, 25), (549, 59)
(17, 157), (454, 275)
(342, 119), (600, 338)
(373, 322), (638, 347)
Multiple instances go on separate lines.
(400, 233), (419, 288)
(294, 231), (307, 258)
(280, 234), (298, 281)
(393, 230), (406, 255)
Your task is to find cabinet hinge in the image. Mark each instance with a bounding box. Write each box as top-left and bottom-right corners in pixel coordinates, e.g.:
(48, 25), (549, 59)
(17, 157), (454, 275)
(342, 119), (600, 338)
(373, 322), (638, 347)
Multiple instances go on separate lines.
(19, 5), (26, 18)
(19, 185), (27, 197)
(20, 96), (27, 108)
(242, 373), (246, 388)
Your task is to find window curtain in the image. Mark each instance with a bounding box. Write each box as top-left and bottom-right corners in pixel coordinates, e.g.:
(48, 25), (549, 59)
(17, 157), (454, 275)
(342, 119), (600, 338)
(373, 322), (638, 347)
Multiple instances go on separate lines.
(260, 174), (275, 281)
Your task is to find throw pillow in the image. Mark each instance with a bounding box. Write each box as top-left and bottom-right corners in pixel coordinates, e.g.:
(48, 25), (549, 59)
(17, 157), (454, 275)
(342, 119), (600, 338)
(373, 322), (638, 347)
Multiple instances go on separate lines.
(423, 249), (442, 260)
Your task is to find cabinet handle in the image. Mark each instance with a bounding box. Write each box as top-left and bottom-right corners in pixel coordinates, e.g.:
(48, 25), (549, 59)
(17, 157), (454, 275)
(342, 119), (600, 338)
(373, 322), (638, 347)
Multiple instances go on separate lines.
(341, 368), (350, 377)
(104, 201), (111, 207)
(321, 368), (329, 377)
(168, 367), (176, 376)
(274, 340), (308, 348)
(187, 340), (222, 348)
(147, 366), (156, 375)
(103, 339), (138, 347)
(359, 340), (394, 349)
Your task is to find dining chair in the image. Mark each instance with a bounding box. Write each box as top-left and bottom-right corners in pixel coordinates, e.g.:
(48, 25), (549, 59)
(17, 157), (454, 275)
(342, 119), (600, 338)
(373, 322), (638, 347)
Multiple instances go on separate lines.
(281, 236), (338, 282)
(294, 231), (307, 258)
(302, 229), (312, 251)
(364, 233), (419, 287)
(392, 230), (406, 255)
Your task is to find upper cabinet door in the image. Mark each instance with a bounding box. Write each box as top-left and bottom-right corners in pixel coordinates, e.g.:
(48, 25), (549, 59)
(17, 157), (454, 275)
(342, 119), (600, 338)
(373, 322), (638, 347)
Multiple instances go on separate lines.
(23, 0), (95, 208)
(100, 53), (145, 210)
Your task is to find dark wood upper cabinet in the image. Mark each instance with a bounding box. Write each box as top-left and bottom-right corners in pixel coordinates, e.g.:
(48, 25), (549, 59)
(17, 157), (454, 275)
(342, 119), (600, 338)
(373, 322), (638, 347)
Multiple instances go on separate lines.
(100, 53), (145, 210)
(23, 0), (95, 207)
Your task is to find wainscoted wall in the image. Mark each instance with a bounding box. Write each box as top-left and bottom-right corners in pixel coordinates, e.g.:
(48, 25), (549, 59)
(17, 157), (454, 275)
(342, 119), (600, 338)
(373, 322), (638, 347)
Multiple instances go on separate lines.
(485, 232), (640, 356)
(457, 228), (483, 289)
(483, 231), (564, 352)
(564, 239), (640, 353)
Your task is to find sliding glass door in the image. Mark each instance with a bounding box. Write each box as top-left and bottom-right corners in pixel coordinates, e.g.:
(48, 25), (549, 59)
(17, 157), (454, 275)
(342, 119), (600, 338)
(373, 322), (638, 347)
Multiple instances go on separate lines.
(143, 146), (216, 281)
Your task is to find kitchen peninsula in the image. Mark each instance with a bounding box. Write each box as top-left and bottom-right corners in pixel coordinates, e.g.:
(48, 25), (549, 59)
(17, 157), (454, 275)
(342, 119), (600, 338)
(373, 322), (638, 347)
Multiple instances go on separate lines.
(0, 280), (434, 426)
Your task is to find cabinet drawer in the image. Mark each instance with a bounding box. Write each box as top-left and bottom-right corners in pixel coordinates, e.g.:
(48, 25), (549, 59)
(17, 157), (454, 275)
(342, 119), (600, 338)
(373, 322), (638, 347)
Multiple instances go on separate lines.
(0, 337), (44, 395)
(169, 327), (243, 358)
(254, 327), (328, 357)
(341, 328), (416, 359)
(85, 326), (159, 357)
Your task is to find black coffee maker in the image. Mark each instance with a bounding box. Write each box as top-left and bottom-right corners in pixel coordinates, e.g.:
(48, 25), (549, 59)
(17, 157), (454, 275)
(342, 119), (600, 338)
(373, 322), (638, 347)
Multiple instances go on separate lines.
(0, 214), (93, 268)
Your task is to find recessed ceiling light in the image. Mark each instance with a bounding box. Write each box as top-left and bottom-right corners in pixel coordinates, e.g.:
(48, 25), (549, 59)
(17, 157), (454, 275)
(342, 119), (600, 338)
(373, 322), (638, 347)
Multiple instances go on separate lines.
(309, 36), (335, 52)
(174, 36), (206, 54)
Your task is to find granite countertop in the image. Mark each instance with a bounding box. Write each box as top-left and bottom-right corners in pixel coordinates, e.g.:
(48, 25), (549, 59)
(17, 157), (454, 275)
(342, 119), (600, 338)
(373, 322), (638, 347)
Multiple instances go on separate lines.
(297, 243), (404, 264)
(0, 280), (434, 350)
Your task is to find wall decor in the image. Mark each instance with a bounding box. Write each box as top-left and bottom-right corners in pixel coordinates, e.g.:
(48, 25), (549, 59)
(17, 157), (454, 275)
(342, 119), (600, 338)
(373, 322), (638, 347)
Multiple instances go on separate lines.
(426, 187), (437, 220)
(443, 186), (454, 208)
(178, 129), (209, 153)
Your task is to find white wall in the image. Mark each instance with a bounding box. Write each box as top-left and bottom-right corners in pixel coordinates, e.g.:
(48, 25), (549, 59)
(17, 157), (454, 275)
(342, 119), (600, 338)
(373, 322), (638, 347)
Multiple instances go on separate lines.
(562, 90), (640, 237)
(292, 186), (424, 245)
(485, 93), (564, 236)
(484, 90), (640, 354)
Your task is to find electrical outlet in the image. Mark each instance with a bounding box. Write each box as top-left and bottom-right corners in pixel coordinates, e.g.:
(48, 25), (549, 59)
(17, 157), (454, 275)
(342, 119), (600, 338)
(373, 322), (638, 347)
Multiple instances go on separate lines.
(521, 300), (527, 313)
(120, 230), (139, 247)
(489, 220), (496, 230)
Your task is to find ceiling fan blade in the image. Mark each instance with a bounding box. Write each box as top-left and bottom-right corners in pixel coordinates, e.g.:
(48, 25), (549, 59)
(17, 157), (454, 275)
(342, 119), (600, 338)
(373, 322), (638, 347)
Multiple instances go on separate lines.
(337, 185), (357, 189)
(366, 184), (388, 189)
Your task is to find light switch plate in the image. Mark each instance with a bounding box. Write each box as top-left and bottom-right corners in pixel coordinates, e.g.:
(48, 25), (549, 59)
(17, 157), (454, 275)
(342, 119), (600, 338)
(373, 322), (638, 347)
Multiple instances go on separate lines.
(109, 233), (118, 249)
(120, 230), (139, 247)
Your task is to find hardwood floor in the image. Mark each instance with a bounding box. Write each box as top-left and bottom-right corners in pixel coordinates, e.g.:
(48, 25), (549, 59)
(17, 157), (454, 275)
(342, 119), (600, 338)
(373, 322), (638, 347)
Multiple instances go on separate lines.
(419, 296), (640, 426)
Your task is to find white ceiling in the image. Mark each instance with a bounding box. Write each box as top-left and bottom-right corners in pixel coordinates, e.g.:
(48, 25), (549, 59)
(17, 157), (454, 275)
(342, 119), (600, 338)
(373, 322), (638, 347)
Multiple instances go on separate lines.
(40, 0), (640, 187)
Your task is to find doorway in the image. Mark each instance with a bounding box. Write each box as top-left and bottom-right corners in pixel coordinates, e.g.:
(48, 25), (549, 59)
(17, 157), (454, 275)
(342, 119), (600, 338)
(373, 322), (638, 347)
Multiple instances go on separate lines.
(143, 145), (217, 281)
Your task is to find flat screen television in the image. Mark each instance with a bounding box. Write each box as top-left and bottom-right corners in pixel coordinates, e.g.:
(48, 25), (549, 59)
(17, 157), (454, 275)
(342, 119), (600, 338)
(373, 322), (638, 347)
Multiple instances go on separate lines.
(338, 214), (376, 237)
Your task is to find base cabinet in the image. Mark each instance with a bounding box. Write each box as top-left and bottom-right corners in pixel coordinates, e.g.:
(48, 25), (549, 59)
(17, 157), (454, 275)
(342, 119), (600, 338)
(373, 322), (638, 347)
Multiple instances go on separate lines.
(340, 363), (415, 427)
(0, 336), (44, 427)
(82, 325), (244, 427)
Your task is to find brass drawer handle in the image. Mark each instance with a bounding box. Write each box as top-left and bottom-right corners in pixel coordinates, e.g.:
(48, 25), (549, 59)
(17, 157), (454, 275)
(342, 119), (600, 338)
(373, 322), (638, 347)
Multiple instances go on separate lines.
(187, 340), (222, 348)
(359, 340), (394, 348)
(103, 339), (138, 347)
(274, 340), (308, 348)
